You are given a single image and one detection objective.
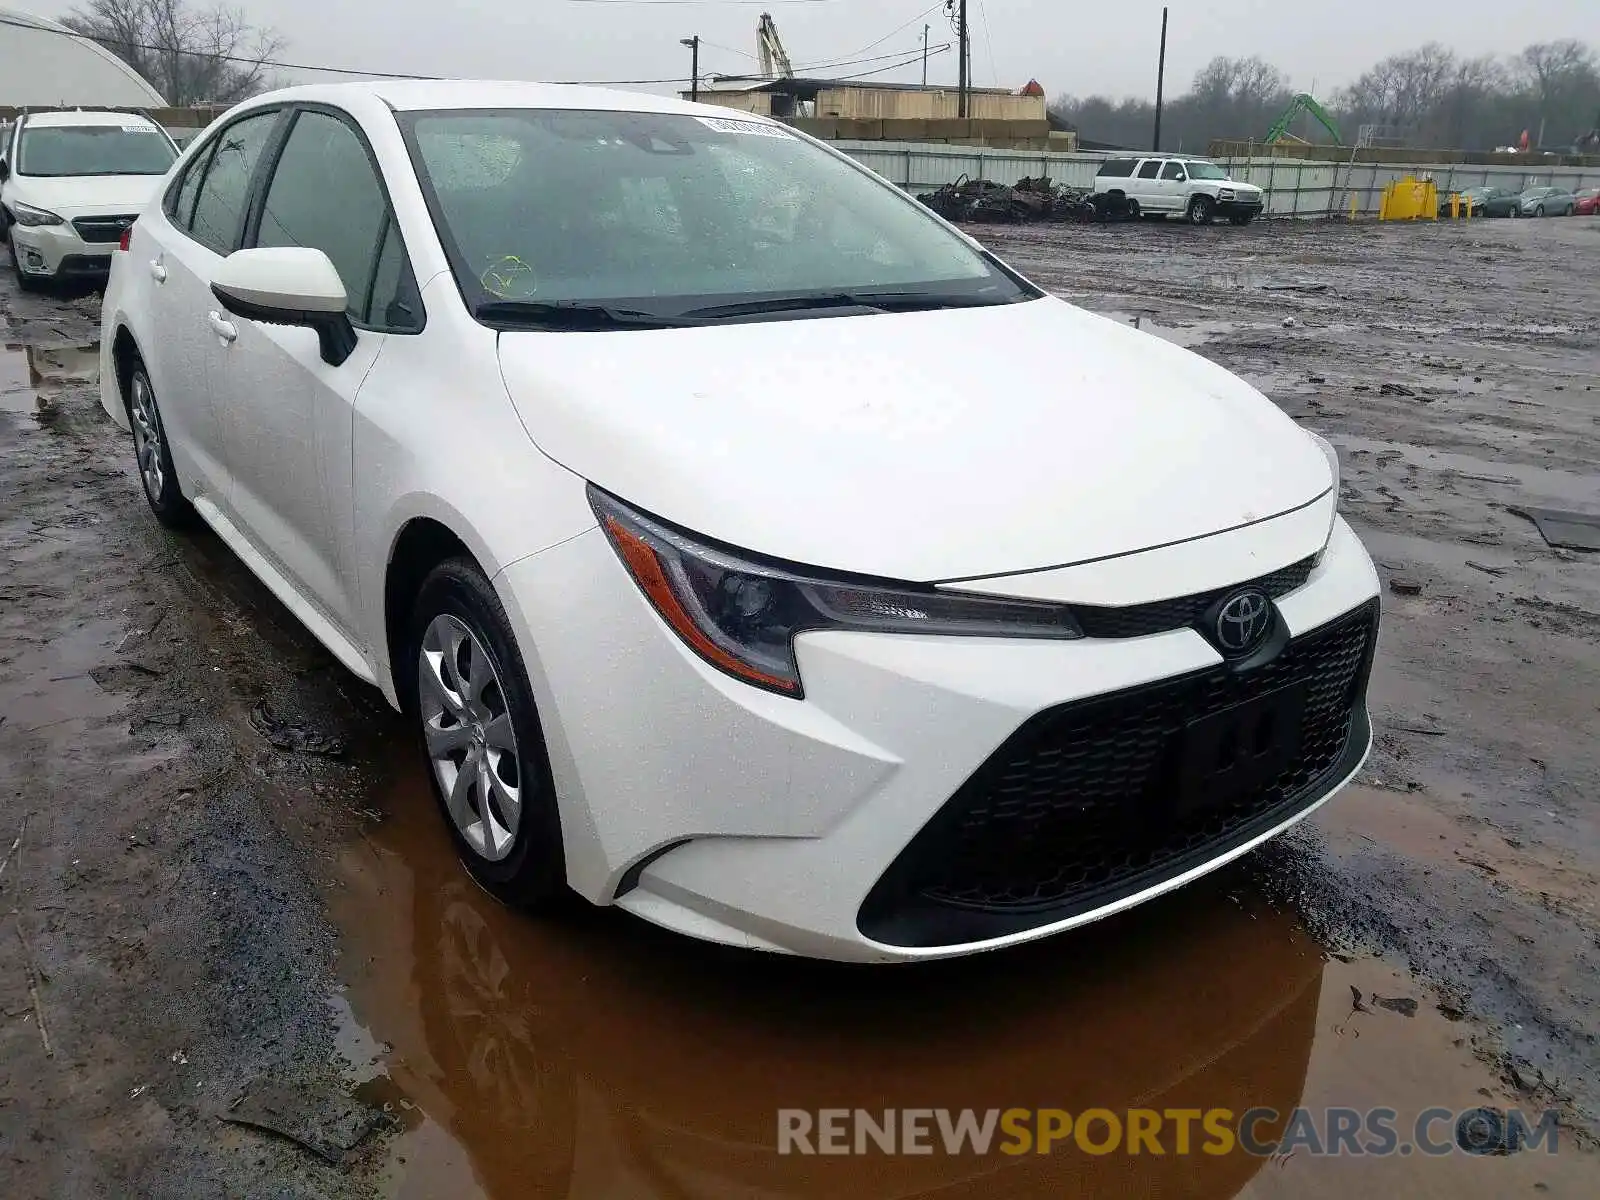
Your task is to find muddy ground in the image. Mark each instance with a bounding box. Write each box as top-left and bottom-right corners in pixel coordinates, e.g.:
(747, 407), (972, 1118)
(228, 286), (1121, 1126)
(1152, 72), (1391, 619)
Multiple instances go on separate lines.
(0, 214), (1596, 1199)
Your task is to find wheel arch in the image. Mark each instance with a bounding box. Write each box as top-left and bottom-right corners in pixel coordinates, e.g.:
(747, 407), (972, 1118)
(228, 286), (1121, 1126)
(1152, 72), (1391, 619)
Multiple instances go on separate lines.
(384, 516), (476, 711)
(110, 324), (142, 414)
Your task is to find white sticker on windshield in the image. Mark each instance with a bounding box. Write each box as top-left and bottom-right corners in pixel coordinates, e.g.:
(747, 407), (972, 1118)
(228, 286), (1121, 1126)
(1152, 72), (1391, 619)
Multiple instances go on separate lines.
(123, 125), (157, 133)
(695, 115), (794, 139)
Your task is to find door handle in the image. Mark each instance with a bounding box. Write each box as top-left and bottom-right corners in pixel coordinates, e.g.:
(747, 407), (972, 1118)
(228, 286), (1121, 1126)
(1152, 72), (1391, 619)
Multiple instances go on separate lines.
(148, 259), (167, 283)
(207, 311), (238, 343)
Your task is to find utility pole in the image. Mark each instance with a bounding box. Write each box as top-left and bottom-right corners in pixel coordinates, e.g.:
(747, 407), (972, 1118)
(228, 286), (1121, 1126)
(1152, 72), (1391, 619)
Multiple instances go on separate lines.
(1152, 7), (1168, 152)
(680, 35), (700, 103)
(922, 23), (930, 87)
(957, 0), (969, 118)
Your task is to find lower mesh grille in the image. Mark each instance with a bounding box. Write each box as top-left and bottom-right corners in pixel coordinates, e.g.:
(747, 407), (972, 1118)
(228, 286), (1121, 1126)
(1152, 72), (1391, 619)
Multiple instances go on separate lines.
(860, 600), (1377, 947)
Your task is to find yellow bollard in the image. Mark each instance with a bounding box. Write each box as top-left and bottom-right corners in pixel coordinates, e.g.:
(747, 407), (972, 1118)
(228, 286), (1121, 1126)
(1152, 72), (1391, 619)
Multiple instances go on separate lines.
(1450, 193), (1460, 219)
(1350, 191), (1359, 221)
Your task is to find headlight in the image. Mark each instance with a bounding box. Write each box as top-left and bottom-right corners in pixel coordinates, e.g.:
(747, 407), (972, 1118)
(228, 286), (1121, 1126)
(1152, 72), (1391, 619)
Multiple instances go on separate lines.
(591, 487), (1082, 697)
(1304, 428), (1341, 554)
(10, 201), (64, 227)
(1219, 188), (1235, 199)
(1305, 428), (1340, 491)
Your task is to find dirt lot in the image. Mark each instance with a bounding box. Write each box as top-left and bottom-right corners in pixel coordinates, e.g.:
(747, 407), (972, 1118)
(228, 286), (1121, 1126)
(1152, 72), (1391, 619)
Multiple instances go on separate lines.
(0, 214), (1596, 1199)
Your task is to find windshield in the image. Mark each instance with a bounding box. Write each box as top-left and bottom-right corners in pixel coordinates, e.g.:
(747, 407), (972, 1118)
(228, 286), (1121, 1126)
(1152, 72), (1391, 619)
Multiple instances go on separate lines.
(1185, 162), (1228, 180)
(17, 124), (177, 177)
(399, 108), (1033, 321)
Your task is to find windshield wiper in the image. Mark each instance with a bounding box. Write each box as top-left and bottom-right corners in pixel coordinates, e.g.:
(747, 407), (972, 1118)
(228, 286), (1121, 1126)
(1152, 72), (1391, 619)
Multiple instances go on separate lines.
(474, 300), (697, 330)
(678, 290), (1019, 321)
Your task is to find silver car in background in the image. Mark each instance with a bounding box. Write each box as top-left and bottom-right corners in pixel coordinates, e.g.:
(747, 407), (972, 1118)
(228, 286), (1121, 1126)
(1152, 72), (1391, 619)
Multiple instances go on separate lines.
(1516, 186), (1576, 217)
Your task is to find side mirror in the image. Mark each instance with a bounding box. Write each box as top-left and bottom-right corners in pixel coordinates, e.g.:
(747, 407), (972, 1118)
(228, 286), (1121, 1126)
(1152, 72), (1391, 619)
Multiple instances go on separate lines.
(210, 247), (356, 366)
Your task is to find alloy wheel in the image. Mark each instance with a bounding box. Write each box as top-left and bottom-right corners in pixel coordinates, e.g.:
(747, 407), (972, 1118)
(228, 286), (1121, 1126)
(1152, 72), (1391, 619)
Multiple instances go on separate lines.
(129, 373), (165, 503)
(418, 613), (523, 862)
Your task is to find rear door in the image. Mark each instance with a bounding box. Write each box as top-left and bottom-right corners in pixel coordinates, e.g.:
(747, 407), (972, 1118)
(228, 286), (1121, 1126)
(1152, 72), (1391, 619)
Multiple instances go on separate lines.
(140, 108), (285, 507)
(1131, 158), (1163, 209)
(211, 104), (424, 641)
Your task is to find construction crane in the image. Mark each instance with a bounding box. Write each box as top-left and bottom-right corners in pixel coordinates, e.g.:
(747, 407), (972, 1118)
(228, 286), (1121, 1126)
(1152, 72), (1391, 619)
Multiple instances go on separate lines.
(756, 12), (794, 79)
(1265, 93), (1343, 145)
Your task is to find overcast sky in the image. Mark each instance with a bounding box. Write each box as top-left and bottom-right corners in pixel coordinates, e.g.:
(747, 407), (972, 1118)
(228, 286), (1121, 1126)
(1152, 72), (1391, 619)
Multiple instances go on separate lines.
(53, 0), (1598, 99)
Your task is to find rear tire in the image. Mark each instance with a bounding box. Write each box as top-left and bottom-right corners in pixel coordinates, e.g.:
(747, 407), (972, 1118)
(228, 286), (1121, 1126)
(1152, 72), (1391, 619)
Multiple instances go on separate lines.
(126, 363), (195, 528)
(408, 557), (567, 909)
(1187, 195), (1215, 225)
(1125, 198), (1141, 220)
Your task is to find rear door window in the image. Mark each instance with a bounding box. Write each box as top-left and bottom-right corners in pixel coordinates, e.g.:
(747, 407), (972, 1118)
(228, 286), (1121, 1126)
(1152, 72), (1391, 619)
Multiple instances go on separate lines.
(1096, 158), (1135, 178)
(1136, 160), (1161, 179)
(187, 111), (281, 255)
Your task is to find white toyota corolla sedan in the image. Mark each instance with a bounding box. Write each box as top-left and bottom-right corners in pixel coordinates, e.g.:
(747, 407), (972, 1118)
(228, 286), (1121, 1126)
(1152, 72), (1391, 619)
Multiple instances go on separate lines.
(100, 81), (1379, 962)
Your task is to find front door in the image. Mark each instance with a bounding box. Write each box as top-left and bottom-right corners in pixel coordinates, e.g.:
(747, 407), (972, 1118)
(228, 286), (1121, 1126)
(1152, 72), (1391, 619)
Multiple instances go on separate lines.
(1158, 160), (1189, 212)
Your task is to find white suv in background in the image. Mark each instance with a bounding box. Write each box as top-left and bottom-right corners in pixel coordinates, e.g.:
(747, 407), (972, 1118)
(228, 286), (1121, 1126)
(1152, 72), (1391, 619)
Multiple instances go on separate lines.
(1, 110), (179, 288)
(1094, 156), (1265, 225)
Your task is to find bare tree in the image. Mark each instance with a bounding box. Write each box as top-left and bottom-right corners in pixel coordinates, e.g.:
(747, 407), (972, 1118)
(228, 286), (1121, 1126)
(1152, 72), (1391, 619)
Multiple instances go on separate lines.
(1338, 43), (1457, 129)
(62, 0), (283, 106)
(1056, 38), (1598, 154)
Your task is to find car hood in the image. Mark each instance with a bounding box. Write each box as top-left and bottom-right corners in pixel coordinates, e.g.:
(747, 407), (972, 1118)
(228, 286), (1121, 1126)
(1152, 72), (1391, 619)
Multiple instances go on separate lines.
(1219, 178), (1262, 194)
(5, 174), (165, 217)
(496, 296), (1331, 582)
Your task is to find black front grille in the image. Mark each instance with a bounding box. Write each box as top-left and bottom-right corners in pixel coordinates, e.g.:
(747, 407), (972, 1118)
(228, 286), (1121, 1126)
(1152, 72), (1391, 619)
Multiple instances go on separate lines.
(859, 600), (1377, 948)
(1072, 556), (1316, 639)
(72, 215), (136, 244)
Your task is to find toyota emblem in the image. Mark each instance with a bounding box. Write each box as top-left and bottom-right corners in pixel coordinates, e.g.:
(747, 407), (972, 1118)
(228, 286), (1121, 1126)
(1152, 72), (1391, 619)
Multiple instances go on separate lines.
(1215, 590), (1271, 654)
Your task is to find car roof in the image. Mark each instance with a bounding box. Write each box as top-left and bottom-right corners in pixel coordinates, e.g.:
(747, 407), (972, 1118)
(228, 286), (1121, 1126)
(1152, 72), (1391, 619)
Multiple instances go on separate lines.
(236, 79), (728, 118)
(22, 109), (161, 130)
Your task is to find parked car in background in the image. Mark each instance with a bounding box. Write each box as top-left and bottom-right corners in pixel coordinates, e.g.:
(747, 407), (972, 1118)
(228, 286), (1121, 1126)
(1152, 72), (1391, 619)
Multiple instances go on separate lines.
(1093, 156), (1264, 224)
(0, 110), (179, 289)
(100, 81), (1379, 963)
(1574, 187), (1600, 216)
(1437, 186), (1520, 217)
(1515, 186), (1576, 217)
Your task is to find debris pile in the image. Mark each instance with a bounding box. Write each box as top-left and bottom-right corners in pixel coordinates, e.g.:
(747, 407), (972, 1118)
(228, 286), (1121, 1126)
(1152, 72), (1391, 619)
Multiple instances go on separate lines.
(917, 175), (1098, 224)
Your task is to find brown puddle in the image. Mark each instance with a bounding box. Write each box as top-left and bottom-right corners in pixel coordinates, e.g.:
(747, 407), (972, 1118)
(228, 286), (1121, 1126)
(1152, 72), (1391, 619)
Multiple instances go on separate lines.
(325, 755), (1594, 1198)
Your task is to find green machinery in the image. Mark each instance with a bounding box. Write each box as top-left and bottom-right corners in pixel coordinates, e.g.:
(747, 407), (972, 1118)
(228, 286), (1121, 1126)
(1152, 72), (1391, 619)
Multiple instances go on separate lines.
(1265, 94), (1343, 145)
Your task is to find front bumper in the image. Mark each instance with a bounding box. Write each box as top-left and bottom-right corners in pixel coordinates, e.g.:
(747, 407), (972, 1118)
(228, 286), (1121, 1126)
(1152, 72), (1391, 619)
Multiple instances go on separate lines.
(1216, 196), (1264, 217)
(9, 222), (114, 280)
(496, 515), (1379, 962)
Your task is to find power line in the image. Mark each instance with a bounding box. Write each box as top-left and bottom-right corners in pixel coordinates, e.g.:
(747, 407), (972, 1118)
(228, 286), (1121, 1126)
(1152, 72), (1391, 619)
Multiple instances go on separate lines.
(0, 11), (944, 95)
(558, 47), (948, 87)
(977, 0), (998, 88)
(791, 43), (953, 74)
(841, 3), (946, 61)
(0, 13), (438, 79)
(560, 0), (839, 5)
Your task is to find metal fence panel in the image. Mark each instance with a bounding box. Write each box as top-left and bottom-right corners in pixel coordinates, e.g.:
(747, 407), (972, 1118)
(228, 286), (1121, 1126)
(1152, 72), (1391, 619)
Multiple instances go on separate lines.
(830, 139), (1596, 218)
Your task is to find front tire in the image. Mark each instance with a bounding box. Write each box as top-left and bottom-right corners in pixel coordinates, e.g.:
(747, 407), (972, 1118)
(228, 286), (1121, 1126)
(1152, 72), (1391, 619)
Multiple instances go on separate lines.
(1187, 195), (1215, 225)
(127, 363), (195, 528)
(409, 558), (567, 909)
(1534, 204), (1545, 217)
